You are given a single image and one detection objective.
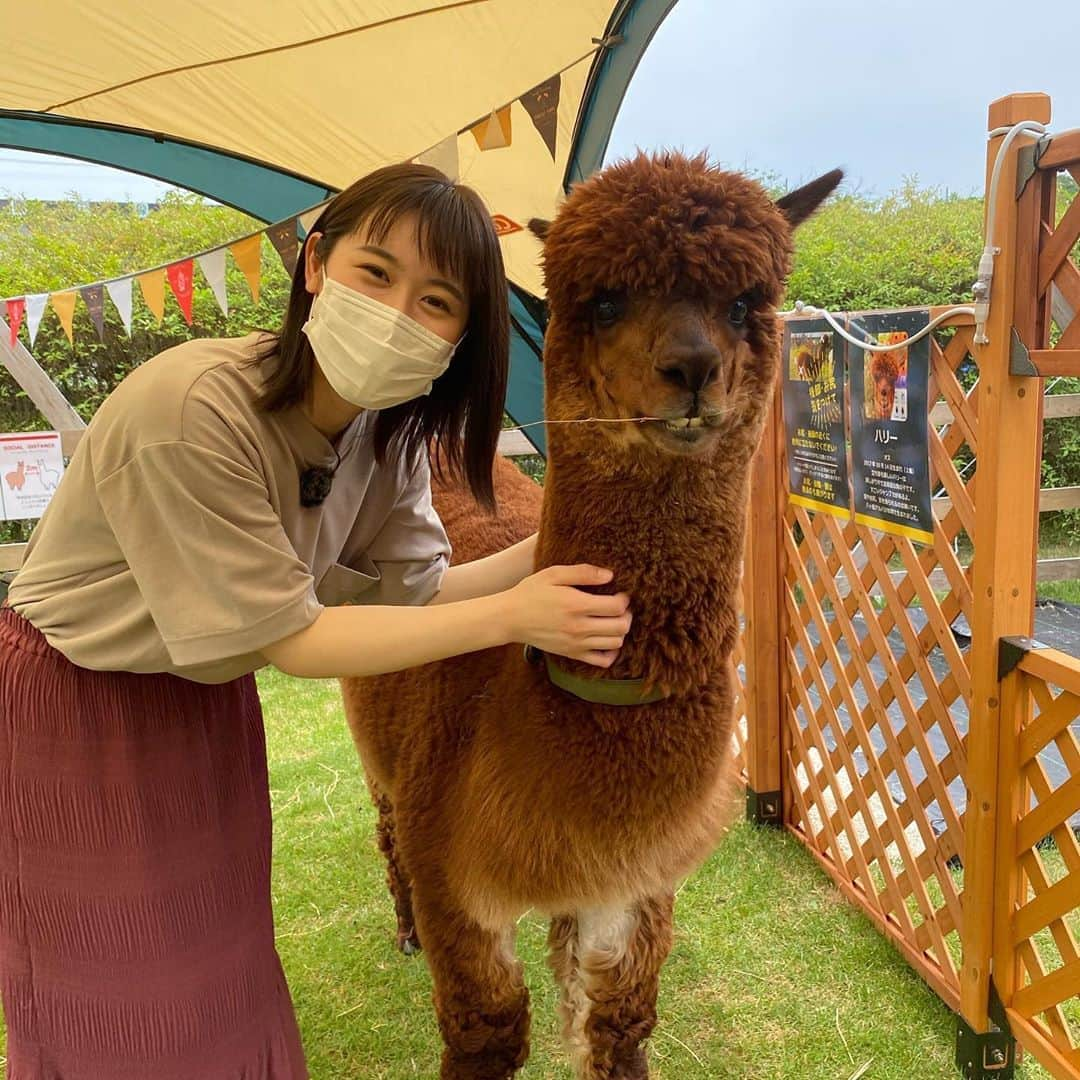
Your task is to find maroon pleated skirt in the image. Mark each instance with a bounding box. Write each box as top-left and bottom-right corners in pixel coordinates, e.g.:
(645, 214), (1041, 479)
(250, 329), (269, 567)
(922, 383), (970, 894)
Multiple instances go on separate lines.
(0, 608), (308, 1079)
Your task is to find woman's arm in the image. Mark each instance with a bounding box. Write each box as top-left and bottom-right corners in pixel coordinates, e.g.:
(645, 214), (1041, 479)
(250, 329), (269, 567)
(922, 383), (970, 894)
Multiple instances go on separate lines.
(427, 533), (537, 605)
(261, 562), (631, 679)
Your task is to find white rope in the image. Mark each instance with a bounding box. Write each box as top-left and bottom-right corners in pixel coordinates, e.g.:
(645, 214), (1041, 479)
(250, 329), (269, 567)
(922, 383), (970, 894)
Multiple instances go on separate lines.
(778, 302), (977, 351)
(973, 120), (1049, 343)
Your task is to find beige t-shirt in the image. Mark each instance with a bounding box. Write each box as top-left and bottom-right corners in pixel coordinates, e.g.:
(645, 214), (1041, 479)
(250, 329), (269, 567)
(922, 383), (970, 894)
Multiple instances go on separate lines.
(8, 333), (450, 684)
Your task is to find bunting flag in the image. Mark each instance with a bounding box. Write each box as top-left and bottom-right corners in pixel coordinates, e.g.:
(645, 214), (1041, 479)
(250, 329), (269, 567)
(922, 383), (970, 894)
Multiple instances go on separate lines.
(469, 106), (512, 151)
(80, 284), (106, 340)
(197, 249), (229, 317)
(25, 293), (48, 346)
(520, 74), (561, 160)
(492, 215), (523, 237)
(230, 234), (262, 305)
(166, 259), (195, 325)
(50, 290), (77, 346)
(137, 270), (165, 324)
(417, 134), (460, 181)
(266, 221), (299, 277)
(106, 278), (133, 336)
(298, 201), (330, 238)
(6, 299), (25, 348)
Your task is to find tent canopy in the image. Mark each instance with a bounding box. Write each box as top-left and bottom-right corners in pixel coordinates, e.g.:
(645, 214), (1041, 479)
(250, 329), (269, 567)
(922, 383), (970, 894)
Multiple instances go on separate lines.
(1, 0), (677, 451)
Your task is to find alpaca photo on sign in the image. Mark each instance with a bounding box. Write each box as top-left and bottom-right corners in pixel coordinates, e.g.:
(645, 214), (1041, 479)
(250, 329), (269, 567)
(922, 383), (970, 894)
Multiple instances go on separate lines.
(864, 331), (908, 422)
(342, 152), (842, 1079)
(4, 461), (26, 492)
(789, 331), (840, 429)
(36, 458), (61, 490)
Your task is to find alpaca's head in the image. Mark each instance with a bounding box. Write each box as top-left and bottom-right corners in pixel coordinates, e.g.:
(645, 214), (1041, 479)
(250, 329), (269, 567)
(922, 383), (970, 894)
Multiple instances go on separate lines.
(870, 352), (901, 419)
(531, 153), (841, 466)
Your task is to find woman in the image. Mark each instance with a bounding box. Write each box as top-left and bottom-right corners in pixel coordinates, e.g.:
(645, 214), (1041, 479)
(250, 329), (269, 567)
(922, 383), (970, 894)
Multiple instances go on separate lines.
(0, 164), (632, 1079)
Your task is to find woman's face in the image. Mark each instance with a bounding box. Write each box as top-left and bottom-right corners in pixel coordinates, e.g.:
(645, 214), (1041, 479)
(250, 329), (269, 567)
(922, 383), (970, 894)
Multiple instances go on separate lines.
(304, 213), (469, 344)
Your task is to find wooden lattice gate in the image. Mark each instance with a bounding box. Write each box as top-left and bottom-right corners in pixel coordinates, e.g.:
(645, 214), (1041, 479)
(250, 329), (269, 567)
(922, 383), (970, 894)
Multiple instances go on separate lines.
(740, 92), (1080, 1079)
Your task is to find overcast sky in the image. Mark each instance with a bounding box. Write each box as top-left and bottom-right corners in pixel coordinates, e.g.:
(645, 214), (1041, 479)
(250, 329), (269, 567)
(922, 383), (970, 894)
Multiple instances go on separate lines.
(3, 0), (1080, 201)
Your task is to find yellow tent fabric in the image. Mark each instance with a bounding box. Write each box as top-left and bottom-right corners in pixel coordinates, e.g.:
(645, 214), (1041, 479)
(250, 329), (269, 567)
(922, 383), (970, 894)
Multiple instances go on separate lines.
(5, 1), (625, 296)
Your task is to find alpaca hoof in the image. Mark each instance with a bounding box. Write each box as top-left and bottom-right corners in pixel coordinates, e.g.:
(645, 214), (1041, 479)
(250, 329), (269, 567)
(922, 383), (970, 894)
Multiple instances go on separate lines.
(398, 928), (422, 955)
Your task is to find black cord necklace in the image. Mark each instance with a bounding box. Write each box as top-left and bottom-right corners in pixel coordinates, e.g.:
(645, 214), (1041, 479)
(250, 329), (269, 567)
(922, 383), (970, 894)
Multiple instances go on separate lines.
(299, 443), (342, 507)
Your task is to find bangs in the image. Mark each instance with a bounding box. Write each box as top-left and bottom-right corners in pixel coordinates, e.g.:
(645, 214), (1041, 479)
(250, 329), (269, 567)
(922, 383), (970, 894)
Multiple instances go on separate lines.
(356, 179), (496, 300)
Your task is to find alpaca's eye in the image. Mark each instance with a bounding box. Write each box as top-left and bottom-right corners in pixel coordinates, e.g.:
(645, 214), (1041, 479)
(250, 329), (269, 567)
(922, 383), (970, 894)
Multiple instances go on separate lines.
(593, 292), (624, 328)
(728, 297), (750, 326)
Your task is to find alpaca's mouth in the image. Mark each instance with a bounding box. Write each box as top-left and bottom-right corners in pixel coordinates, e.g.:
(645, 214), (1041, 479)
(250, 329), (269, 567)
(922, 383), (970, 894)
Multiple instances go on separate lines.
(648, 414), (721, 448)
(662, 417), (707, 431)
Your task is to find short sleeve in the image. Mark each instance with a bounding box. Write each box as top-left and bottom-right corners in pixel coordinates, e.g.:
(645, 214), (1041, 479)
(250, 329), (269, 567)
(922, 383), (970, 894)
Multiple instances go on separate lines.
(354, 452), (451, 606)
(96, 440), (323, 667)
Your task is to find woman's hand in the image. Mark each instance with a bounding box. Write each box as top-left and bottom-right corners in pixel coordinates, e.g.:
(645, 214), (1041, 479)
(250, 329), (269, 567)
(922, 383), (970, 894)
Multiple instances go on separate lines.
(497, 565), (631, 668)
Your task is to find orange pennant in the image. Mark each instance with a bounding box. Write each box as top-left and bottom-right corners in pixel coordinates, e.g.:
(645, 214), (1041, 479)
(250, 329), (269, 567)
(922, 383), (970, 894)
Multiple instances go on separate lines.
(137, 270), (165, 325)
(50, 290), (77, 346)
(469, 106), (512, 151)
(230, 235), (262, 305)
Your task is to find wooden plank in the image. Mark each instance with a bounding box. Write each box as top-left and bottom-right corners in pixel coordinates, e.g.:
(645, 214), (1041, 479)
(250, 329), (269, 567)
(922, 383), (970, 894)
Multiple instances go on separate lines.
(962, 93), (1048, 1030)
(0, 543), (26, 572)
(1043, 394), (1080, 420)
(934, 487), (1080, 514)
(1012, 861), (1080, 945)
(1037, 558), (1080, 582)
(743, 388), (785, 802)
(1025, 349), (1080, 377)
(1037, 187), (1080, 297)
(1038, 128), (1080, 171)
(0, 316), (86, 432)
(1019, 648), (1080, 699)
(992, 664), (1027, 1013)
(497, 428), (537, 457)
(1051, 282), (1075, 336)
(1001, 1011), (1080, 1080)
(1012, 951), (1080, 1020)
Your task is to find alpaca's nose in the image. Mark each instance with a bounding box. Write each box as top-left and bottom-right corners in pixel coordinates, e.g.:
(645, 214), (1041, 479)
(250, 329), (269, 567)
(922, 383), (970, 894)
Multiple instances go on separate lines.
(657, 342), (723, 394)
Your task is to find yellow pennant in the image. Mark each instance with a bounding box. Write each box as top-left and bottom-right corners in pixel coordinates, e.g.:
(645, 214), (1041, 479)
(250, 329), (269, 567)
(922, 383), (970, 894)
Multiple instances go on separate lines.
(49, 290), (77, 345)
(136, 270), (165, 324)
(469, 106), (512, 151)
(230, 234), (262, 305)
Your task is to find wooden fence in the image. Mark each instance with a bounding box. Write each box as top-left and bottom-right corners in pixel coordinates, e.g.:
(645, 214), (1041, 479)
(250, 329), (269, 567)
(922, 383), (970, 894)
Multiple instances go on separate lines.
(741, 91), (1080, 1078)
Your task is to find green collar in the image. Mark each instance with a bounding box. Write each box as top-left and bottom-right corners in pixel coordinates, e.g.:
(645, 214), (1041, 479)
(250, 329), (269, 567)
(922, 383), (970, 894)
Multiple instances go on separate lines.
(524, 645), (669, 707)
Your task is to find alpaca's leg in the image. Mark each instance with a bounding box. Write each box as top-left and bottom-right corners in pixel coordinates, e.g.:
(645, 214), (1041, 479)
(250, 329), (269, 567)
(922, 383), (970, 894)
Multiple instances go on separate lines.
(368, 780), (421, 954)
(412, 886), (530, 1080)
(547, 894), (675, 1080)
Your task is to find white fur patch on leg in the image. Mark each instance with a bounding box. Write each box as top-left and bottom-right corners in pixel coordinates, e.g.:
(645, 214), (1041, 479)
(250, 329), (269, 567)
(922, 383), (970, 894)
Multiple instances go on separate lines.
(559, 904), (638, 1079)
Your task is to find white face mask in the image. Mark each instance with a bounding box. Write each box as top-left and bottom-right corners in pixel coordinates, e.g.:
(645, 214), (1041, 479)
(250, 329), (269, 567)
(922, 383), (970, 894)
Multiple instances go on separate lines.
(301, 274), (461, 409)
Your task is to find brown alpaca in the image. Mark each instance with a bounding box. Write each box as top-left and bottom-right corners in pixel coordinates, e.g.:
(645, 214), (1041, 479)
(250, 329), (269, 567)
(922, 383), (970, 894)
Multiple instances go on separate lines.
(5, 461), (25, 491)
(870, 351), (901, 419)
(343, 452), (544, 954)
(343, 153), (841, 1079)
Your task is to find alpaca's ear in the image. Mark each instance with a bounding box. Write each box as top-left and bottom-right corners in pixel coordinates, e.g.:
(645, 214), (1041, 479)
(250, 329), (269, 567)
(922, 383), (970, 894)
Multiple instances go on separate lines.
(528, 218), (551, 241)
(776, 169), (844, 228)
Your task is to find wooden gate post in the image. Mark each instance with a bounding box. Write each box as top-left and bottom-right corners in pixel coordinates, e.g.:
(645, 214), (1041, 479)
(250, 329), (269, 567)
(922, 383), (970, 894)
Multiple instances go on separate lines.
(743, 383), (786, 827)
(959, 92), (1050, 1067)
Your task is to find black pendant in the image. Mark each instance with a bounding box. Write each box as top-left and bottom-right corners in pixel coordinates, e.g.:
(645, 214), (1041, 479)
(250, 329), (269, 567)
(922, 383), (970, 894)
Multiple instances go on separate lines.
(300, 465), (335, 507)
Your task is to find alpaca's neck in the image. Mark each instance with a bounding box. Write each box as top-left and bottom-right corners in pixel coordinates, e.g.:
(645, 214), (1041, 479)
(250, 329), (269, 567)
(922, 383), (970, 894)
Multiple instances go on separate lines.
(535, 447), (750, 696)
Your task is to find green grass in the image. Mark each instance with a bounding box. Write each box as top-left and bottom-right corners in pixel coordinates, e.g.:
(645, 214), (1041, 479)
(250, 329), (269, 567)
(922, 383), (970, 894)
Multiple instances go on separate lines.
(0, 669), (1066, 1078)
(1037, 580), (1080, 605)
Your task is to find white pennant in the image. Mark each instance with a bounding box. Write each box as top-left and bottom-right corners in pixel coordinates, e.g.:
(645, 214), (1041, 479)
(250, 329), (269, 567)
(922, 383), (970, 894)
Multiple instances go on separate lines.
(105, 278), (133, 336)
(25, 293), (48, 346)
(197, 248), (229, 317)
(298, 200), (331, 237)
(416, 134), (460, 181)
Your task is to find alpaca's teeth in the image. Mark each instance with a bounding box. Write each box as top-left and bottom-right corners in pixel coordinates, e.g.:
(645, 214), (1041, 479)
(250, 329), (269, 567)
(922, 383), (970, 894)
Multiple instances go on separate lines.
(687, 417), (704, 428)
(666, 417), (691, 429)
